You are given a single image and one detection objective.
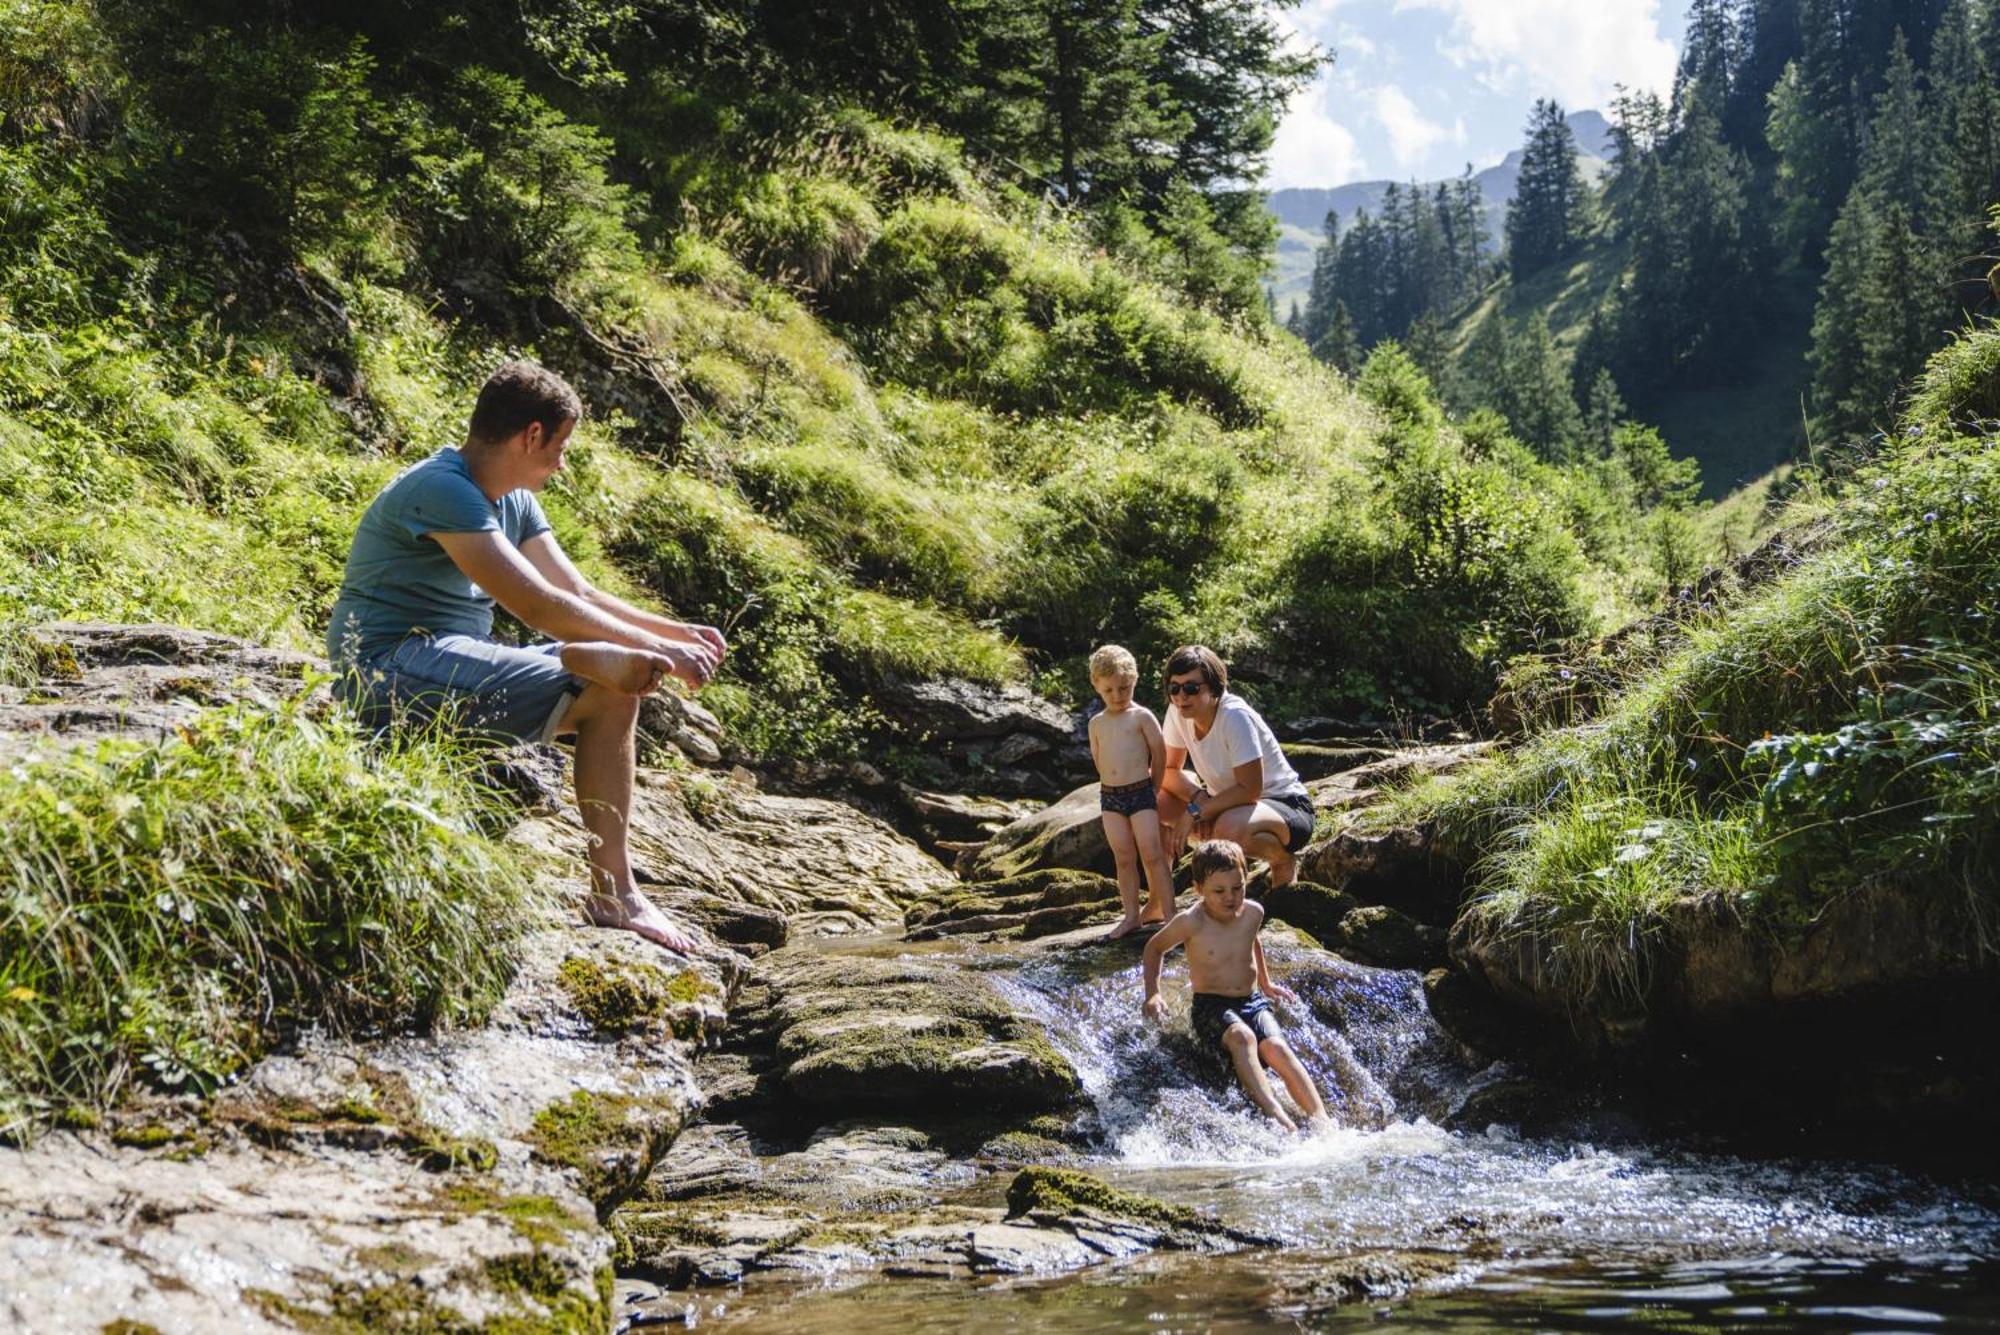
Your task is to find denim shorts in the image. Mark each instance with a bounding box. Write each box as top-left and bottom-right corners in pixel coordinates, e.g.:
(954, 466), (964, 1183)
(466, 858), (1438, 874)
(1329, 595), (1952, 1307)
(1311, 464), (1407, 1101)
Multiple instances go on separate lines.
(338, 632), (584, 744)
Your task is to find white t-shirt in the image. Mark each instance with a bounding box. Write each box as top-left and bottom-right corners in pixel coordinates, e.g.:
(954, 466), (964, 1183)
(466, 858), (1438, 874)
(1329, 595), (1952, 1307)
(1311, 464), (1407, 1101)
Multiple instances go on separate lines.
(1162, 692), (1305, 801)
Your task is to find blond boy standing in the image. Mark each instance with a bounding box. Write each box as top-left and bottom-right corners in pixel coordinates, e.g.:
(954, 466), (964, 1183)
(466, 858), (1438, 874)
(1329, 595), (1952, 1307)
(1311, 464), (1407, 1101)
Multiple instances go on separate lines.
(1087, 645), (1175, 938)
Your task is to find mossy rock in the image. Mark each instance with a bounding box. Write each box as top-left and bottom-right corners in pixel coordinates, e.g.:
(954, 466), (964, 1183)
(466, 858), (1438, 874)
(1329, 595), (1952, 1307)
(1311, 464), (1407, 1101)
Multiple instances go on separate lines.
(1338, 904), (1446, 969)
(1003, 1166), (1202, 1230)
(1261, 881), (1360, 941)
(966, 784), (1113, 881)
(527, 1089), (691, 1217)
(556, 954), (712, 1037)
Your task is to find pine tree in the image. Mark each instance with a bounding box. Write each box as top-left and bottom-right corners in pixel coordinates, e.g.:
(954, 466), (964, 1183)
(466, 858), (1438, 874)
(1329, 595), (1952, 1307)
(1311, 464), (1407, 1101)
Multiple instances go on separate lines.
(1299, 207), (1340, 349)
(1808, 190), (1876, 428)
(1856, 201), (1951, 417)
(1285, 298), (1304, 338)
(1506, 313), (1585, 461)
(1727, 0), (1803, 154)
(1675, 0), (1737, 127)
(1505, 99), (1588, 277)
(1582, 366), (1627, 458)
(1316, 299), (1359, 374)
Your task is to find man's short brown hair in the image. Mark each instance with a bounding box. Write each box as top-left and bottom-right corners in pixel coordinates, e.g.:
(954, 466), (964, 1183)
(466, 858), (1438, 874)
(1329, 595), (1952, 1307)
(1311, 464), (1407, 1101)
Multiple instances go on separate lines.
(467, 359), (582, 444)
(1164, 644), (1228, 696)
(1188, 839), (1247, 886)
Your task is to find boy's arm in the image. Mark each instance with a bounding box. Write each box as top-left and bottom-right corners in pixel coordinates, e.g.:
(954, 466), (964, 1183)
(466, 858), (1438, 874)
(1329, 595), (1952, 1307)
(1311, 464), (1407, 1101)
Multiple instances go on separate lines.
(1087, 712), (1102, 774)
(1141, 915), (1190, 1020)
(1251, 908), (1298, 1004)
(1141, 709), (1166, 789)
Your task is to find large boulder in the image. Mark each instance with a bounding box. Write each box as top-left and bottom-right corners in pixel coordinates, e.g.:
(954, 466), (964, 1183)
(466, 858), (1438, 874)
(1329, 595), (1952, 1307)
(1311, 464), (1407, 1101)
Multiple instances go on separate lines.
(734, 948), (1082, 1115)
(965, 783), (1114, 881)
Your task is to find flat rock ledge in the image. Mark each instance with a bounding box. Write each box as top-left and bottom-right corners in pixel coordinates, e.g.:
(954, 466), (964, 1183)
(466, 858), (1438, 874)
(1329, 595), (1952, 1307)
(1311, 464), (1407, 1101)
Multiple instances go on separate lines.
(614, 1165), (1264, 1290)
(0, 922), (732, 1334)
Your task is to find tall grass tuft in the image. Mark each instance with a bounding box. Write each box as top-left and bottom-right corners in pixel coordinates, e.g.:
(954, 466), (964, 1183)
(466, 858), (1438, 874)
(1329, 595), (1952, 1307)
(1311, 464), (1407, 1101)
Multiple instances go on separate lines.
(0, 695), (547, 1138)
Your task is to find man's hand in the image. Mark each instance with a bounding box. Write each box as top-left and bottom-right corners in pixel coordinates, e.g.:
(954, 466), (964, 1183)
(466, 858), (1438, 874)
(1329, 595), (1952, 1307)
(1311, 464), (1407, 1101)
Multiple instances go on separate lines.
(676, 622), (727, 662)
(656, 638), (718, 691)
(1142, 994), (1169, 1024)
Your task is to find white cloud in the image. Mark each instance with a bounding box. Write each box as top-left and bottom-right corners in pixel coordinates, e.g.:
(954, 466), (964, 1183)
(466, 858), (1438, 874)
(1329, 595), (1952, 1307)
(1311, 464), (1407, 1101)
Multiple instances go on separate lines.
(1371, 86), (1448, 170)
(1268, 89), (1368, 189)
(1393, 0), (1678, 109)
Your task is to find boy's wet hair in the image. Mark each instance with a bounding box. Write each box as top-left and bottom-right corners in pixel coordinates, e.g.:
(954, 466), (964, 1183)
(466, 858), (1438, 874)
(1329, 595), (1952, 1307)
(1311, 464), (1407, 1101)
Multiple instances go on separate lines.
(1089, 644), (1138, 682)
(468, 359), (582, 444)
(1163, 644), (1228, 695)
(1189, 839), (1247, 886)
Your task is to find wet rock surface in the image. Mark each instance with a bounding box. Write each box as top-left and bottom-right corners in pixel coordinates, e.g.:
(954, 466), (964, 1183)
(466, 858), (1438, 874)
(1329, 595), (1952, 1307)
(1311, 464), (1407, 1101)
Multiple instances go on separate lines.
(720, 946), (1083, 1115)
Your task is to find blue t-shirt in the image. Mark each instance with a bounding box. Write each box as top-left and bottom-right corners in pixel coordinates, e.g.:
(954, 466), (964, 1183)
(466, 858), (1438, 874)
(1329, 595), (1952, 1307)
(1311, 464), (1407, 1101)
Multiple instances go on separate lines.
(326, 447), (552, 664)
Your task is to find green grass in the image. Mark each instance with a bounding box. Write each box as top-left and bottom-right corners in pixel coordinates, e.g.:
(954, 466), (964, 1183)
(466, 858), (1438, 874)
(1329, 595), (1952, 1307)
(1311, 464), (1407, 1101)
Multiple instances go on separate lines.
(1390, 336), (2000, 1009)
(0, 695), (547, 1136)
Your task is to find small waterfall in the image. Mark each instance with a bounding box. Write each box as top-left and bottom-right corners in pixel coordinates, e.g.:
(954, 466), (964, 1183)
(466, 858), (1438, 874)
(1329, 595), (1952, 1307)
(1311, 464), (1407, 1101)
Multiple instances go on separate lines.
(993, 935), (1479, 1165)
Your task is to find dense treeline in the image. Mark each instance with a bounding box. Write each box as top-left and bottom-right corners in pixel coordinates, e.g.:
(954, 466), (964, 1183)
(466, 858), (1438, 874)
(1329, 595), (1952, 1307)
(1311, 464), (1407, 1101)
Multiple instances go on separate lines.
(1296, 0), (2000, 454)
(1291, 173), (1491, 368)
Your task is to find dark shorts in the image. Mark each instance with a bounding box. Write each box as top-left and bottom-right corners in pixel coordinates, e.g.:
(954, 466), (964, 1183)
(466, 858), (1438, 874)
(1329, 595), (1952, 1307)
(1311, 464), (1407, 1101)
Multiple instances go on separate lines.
(1271, 791), (1316, 849)
(1191, 991), (1284, 1053)
(1100, 778), (1158, 816)
(336, 632), (585, 744)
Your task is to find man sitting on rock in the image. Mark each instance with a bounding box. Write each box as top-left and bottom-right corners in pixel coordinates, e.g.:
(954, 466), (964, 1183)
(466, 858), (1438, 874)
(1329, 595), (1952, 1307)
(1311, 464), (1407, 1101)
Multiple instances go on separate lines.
(327, 359), (723, 954)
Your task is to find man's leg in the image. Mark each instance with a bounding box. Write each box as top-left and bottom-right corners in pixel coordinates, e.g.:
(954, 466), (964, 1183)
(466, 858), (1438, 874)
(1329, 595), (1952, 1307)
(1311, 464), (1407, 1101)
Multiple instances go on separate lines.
(1221, 1024), (1297, 1130)
(556, 665), (699, 955)
(1260, 1036), (1327, 1122)
(1212, 802), (1297, 886)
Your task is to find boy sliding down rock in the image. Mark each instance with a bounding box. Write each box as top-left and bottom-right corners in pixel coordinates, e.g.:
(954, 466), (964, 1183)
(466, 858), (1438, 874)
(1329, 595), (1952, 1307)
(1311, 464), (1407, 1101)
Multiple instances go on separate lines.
(1141, 841), (1330, 1132)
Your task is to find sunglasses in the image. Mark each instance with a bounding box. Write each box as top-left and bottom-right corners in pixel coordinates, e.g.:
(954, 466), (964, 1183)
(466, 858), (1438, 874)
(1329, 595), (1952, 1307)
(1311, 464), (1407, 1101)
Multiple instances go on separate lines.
(1166, 681), (1208, 697)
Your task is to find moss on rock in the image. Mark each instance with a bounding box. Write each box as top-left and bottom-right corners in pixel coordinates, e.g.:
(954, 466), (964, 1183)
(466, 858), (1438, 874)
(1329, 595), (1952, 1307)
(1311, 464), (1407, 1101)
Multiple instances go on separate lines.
(1004, 1167), (1203, 1230)
(526, 1089), (688, 1216)
(555, 954), (713, 1036)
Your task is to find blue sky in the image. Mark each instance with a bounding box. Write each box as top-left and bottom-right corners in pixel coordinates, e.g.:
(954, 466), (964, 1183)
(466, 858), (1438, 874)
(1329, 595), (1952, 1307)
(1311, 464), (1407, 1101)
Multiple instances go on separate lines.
(1268, 0), (1689, 189)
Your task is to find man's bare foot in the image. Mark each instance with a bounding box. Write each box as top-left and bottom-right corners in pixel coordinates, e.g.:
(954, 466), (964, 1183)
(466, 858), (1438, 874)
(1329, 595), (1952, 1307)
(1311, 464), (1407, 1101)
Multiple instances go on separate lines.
(1106, 916), (1143, 940)
(562, 642), (667, 695)
(585, 889), (700, 954)
(1268, 848), (1298, 888)
(1270, 1111), (1299, 1133)
(1139, 913), (1170, 928)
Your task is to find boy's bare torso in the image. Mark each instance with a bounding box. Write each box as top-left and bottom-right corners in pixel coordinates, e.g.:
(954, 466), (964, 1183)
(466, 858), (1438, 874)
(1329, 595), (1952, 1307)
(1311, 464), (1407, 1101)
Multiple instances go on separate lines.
(1181, 901), (1262, 995)
(1090, 705), (1157, 787)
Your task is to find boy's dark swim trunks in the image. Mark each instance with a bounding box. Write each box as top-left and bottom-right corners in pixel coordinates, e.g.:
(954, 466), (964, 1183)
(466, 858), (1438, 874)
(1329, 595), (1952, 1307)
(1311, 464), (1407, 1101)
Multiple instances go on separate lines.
(1191, 991), (1283, 1052)
(1100, 778), (1157, 816)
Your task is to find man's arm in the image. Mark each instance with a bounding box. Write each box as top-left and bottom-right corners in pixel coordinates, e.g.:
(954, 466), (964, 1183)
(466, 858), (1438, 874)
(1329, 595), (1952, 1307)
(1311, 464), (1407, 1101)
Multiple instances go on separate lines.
(429, 530), (715, 685)
(519, 532), (726, 659)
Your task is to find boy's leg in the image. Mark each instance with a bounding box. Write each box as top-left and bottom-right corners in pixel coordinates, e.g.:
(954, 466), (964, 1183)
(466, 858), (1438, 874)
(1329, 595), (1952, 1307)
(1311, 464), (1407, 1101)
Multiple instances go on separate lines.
(1211, 802), (1298, 887)
(1221, 1024), (1297, 1131)
(1260, 1036), (1328, 1122)
(1128, 809), (1174, 924)
(1101, 811), (1143, 938)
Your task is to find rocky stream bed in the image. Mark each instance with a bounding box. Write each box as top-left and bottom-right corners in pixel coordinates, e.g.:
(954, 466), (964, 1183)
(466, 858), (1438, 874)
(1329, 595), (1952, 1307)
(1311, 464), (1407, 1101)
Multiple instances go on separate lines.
(3, 625), (1998, 1332)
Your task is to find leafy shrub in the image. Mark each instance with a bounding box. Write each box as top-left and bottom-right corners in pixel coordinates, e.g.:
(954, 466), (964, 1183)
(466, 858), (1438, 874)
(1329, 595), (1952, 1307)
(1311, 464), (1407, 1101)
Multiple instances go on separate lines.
(0, 698), (541, 1134)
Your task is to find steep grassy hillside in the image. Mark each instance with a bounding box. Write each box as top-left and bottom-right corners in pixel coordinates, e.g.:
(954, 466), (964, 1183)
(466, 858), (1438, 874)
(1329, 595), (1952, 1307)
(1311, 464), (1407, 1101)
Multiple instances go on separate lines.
(0, 0), (1695, 750)
(1448, 237), (1817, 500)
(1386, 321), (2000, 1019)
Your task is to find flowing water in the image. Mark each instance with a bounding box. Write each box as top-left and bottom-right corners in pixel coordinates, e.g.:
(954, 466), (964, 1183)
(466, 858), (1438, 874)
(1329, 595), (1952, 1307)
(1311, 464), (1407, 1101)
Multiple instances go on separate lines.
(685, 936), (2000, 1331)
